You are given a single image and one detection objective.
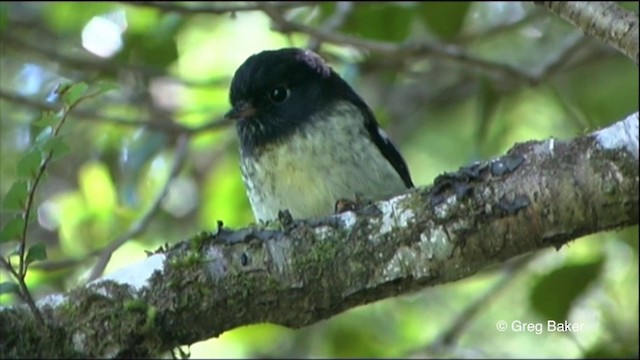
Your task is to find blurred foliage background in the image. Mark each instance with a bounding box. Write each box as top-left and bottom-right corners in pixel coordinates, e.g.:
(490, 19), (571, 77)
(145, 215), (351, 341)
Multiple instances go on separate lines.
(0, 1), (638, 358)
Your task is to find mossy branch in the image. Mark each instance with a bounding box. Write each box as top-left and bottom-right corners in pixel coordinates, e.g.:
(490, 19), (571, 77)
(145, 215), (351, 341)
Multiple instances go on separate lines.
(1, 112), (638, 358)
(536, 1), (639, 64)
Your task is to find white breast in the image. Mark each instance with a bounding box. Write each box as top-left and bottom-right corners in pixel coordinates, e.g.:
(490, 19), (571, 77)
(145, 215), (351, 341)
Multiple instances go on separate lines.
(240, 102), (407, 222)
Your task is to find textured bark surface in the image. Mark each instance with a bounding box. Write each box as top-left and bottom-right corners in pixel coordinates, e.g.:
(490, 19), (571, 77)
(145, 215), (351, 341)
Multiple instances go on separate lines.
(536, 1), (639, 63)
(1, 113), (638, 358)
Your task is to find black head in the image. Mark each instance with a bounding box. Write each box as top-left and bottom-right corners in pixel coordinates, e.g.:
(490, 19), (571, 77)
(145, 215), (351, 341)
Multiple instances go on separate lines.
(226, 48), (414, 188)
(227, 48), (360, 153)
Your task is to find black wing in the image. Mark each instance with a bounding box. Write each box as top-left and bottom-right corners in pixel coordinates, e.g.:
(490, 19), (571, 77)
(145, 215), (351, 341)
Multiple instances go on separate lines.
(325, 65), (414, 188)
(363, 110), (414, 188)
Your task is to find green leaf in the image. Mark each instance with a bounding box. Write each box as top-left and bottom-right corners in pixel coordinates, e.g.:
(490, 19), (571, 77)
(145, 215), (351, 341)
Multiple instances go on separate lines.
(34, 112), (61, 128)
(1, 180), (28, 211)
(342, 4), (413, 43)
(25, 243), (48, 266)
(0, 216), (24, 243)
(529, 257), (604, 321)
(41, 137), (70, 161)
(53, 82), (73, 96)
(35, 126), (54, 145)
(63, 82), (89, 106)
(418, 2), (471, 40)
(50, 140), (70, 162)
(26, 207), (38, 223)
(0, 281), (20, 296)
(17, 149), (43, 178)
(96, 81), (119, 94)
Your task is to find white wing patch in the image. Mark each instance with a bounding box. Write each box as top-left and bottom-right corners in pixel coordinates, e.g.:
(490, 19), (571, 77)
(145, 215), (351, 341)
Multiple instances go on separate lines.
(377, 127), (392, 143)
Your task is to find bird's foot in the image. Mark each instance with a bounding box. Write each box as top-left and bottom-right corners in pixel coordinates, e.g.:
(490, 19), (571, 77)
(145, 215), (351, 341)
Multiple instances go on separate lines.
(334, 194), (372, 214)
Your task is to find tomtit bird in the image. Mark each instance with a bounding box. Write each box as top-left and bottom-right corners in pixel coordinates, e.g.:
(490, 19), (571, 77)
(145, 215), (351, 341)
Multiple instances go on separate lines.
(225, 48), (413, 222)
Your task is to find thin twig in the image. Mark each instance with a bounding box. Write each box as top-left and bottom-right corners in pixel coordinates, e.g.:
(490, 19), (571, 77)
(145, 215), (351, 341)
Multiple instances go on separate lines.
(1, 33), (163, 80)
(432, 255), (534, 350)
(86, 134), (191, 282)
(0, 89), (232, 134)
(457, 10), (548, 44)
(31, 135), (236, 274)
(259, 3), (540, 84)
(533, 35), (590, 80)
(306, 2), (354, 51)
(118, 1), (319, 15)
(8, 89), (104, 325)
(1, 90), (104, 324)
(1, 31), (228, 89)
(29, 256), (92, 272)
(404, 255), (536, 358)
(0, 255), (43, 324)
(19, 91), (105, 325)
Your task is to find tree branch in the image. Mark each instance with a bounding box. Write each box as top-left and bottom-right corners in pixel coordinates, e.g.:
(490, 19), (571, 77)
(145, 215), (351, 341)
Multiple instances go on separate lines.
(118, 1), (319, 15)
(0, 88), (231, 134)
(306, 1), (354, 51)
(258, 2), (540, 84)
(535, 1), (639, 64)
(1, 112), (637, 358)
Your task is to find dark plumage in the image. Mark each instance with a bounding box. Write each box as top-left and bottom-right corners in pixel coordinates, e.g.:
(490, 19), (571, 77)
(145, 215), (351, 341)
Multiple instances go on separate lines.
(227, 48), (413, 188)
(226, 48), (414, 221)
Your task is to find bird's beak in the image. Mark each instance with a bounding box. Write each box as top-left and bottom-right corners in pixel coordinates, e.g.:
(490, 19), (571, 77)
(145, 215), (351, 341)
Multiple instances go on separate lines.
(225, 101), (256, 121)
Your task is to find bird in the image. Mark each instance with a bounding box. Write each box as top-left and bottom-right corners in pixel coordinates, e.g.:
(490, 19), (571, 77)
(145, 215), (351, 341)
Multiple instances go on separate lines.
(225, 48), (413, 222)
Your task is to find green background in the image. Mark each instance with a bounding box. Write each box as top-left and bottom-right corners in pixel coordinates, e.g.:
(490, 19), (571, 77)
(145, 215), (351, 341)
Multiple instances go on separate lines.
(0, 2), (638, 358)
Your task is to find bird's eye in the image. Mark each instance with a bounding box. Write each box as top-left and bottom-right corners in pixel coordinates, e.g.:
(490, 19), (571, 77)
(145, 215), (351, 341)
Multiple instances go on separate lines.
(268, 86), (290, 103)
